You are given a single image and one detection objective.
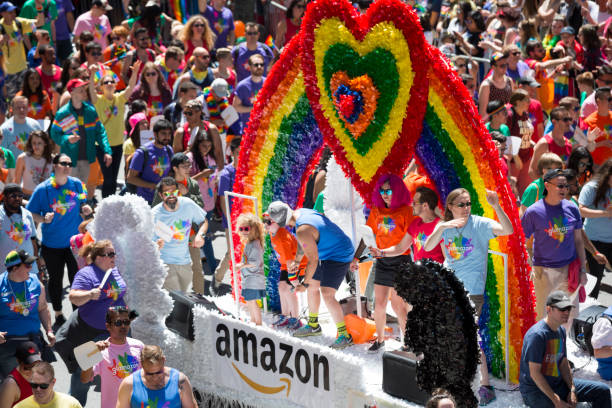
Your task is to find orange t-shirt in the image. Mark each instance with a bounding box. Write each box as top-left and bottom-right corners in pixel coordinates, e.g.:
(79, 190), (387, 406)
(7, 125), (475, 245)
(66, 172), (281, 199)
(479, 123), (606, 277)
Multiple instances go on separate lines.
(584, 111), (612, 166)
(270, 228), (308, 273)
(366, 205), (414, 254)
(15, 91), (52, 120)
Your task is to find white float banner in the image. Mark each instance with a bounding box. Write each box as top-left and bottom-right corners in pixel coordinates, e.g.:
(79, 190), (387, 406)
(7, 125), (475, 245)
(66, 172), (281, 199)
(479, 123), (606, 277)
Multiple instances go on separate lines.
(210, 313), (335, 408)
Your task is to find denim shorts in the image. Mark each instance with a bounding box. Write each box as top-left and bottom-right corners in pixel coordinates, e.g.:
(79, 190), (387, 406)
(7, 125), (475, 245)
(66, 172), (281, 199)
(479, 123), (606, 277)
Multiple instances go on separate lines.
(242, 288), (266, 301)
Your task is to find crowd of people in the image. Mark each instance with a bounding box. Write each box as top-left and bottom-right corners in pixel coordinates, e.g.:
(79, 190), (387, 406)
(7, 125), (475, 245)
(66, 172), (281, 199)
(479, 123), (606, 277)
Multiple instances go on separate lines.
(0, 0), (611, 406)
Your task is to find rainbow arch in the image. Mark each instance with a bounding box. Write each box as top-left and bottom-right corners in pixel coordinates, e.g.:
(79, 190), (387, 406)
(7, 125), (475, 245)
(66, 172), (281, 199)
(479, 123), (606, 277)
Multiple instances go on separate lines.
(232, 0), (535, 383)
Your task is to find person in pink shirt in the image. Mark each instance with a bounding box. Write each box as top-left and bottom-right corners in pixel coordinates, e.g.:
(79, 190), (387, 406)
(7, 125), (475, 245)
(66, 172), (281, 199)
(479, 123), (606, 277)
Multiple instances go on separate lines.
(80, 306), (143, 408)
(72, 0), (112, 49)
(406, 186), (445, 263)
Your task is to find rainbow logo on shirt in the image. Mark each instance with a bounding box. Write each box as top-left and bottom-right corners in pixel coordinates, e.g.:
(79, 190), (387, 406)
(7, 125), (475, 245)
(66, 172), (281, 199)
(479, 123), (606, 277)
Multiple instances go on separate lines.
(148, 101), (164, 118)
(8, 290), (37, 316)
(104, 280), (123, 301)
(31, 101), (43, 115)
(13, 132), (27, 152)
(542, 338), (562, 377)
(544, 215), (571, 245)
(141, 398), (170, 408)
(6, 220), (31, 245)
(94, 23), (105, 40)
(444, 235), (474, 260)
(150, 156), (169, 177)
(413, 232), (427, 253)
(170, 220), (190, 241)
(378, 216), (396, 234)
(214, 16), (227, 34)
(50, 189), (80, 215)
(108, 352), (140, 379)
(249, 88), (261, 105)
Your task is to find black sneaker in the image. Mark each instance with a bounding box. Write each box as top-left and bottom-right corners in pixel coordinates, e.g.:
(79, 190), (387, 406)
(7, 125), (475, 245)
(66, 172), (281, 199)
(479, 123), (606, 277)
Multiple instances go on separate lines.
(52, 314), (66, 331)
(368, 340), (385, 353)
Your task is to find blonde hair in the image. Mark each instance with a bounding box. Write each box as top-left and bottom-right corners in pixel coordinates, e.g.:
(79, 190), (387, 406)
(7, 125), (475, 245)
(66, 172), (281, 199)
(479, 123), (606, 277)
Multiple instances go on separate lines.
(180, 16), (215, 52)
(236, 213), (265, 247)
(79, 239), (113, 263)
(444, 188), (470, 221)
(141, 345), (165, 365)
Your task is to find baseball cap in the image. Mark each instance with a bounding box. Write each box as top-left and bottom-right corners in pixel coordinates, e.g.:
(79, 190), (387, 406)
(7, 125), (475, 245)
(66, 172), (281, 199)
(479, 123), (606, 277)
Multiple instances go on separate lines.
(92, 0), (113, 10)
(5, 249), (37, 269)
(15, 341), (42, 364)
(560, 26), (575, 36)
(211, 78), (230, 98)
(546, 290), (574, 309)
(265, 201), (293, 228)
(3, 183), (22, 197)
(543, 168), (564, 182)
(518, 76), (541, 88)
(0, 2), (17, 12)
(66, 79), (88, 93)
(128, 112), (147, 137)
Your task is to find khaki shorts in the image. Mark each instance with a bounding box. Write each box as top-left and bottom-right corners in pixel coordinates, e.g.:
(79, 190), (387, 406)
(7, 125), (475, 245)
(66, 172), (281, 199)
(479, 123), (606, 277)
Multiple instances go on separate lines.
(532, 265), (578, 323)
(163, 263), (193, 292)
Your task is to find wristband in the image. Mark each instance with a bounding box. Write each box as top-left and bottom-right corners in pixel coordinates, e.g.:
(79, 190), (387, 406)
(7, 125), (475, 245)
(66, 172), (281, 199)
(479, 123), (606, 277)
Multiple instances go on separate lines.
(595, 252), (602, 257)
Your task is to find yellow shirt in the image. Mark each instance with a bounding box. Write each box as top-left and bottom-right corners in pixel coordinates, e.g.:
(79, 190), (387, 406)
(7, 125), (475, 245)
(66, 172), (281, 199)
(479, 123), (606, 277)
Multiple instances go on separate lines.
(14, 392), (83, 408)
(0, 17), (36, 75)
(123, 138), (135, 157)
(94, 91), (127, 146)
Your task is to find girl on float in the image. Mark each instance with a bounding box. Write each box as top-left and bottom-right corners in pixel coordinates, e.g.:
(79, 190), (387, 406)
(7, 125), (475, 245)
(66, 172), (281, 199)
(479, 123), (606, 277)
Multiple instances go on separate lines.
(236, 213), (266, 326)
(424, 187), (513, 405)
(365, 174), (413, 353)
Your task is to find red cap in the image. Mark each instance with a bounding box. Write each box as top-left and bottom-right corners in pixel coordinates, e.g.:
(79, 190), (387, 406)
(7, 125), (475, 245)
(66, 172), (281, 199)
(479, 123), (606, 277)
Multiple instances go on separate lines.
(66, 79), (88, 93)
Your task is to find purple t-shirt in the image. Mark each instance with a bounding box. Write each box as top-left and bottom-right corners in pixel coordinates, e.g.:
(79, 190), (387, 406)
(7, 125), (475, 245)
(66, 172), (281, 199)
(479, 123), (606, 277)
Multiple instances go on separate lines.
(231, 43), (274, 83)
(218, 163), (235, 229)
(521, 199), (583, 268)
(128, 142), (173, 204)
(55, 0), (74, 41)
(71, 264), (127, 330)
(203, 5), (234, 49)
(234, 76), (265, 132)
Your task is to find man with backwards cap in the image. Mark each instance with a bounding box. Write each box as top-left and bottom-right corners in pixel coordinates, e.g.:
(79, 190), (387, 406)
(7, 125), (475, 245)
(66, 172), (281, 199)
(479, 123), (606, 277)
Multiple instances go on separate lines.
(519, 290), (611, 407)
(0, 341), (41, 406)
(265, 201), (355, 349)
(0, 184), (40, 276)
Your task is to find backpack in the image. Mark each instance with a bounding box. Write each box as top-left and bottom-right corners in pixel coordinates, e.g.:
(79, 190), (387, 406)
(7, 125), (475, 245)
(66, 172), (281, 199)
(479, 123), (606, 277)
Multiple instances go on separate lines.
(570, 305), (610, 356)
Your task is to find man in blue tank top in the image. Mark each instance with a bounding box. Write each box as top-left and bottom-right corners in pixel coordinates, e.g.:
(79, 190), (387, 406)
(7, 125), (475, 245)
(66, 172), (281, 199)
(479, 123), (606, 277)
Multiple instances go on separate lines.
(266, 201), (355, 349)
(116, 345), (196, 408)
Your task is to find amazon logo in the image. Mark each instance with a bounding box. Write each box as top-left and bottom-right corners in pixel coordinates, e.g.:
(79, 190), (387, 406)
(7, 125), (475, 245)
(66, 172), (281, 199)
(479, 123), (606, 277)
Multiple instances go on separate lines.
(215, 323), (331, 394)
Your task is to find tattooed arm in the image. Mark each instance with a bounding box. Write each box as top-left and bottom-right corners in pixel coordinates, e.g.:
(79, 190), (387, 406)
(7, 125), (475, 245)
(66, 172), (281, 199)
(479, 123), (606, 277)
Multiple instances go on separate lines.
(178, 372), (197, 408)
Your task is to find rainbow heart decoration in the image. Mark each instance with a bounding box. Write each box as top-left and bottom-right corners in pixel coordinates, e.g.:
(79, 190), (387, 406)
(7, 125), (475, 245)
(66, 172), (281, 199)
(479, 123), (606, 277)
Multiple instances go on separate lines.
(300, 0), (429, 195)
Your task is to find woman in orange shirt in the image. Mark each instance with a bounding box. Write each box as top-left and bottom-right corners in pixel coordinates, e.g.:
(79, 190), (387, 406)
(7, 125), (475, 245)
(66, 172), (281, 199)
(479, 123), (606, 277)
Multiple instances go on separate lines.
(263, 213), (307, 330)
(365, 174), (414, 353)
(16, 69), (53, 120)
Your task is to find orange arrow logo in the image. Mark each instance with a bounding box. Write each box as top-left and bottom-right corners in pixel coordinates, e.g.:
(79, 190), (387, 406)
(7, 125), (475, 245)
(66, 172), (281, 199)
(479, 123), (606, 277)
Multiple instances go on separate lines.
(231, 362), (291, 396)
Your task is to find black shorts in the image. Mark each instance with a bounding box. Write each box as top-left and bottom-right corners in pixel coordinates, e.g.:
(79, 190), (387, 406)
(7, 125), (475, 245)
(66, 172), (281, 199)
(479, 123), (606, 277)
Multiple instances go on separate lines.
(312, 260), (351, 289)
(374, 255), (411, 287)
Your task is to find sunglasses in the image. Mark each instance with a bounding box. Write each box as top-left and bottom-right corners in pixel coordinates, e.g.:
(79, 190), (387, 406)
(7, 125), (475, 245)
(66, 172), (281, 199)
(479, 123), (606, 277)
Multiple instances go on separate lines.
(193, 23), (205, 27)
(456, 63), (466, 68)
(262, 219), (273, 225)
(454, 201), (472, 208)
(101, 251), (116, 258)
(7, 192), (23, 199)
(251, 63), (264, 67)
(58, 161), (72, 167)
(551, 183), (570, 189)
(29, 382), (50, 389)
(162, 189), (179, 198)
(239, 226), (251, 232)
(379, 188), (393, 196)
(553, 306), (572, 312)
(91, 52), (102, 57)
(578, 161), (590, 167)
(112, 319), (130, 327)
(184, 110), (197, 116)
(138, 37), (150, 42)
(296, 3), (305, 7)
(145, 72), (157, 77)
(511, 51), (521, 56)
(103, 80), (115, 85)
(246, 31), (258, 35)
(144, 369), (164, 376)
(561, 118), (573, 122)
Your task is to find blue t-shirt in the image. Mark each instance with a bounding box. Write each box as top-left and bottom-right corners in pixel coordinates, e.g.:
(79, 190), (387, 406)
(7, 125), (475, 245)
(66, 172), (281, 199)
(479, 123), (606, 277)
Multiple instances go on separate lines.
(0, 272), (41, 335)
(218, 163), (235, 229)
(440, 215), (496, 295)
(231, 43), (274, 83)
(203, 5), (234, 49)
(295, 208), (354, 263)
(0, 206), (38, 275)
(152, 196), (206, 265)
(129, 142), (173, 204)
(234, 76), (265, 133)
(0, 117), (42, 159)
(71, 264), (126, 330)
(26, 176), (87, 248)
(521, 199), (582, 268)
(519, 320), (567, 394)
(578, 181), (612, 243)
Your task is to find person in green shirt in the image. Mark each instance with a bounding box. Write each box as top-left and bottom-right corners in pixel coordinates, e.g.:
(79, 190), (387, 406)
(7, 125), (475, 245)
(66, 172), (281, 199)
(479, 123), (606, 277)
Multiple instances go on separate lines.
(519, 152), (563, 216)
(19, 0), (57, 45)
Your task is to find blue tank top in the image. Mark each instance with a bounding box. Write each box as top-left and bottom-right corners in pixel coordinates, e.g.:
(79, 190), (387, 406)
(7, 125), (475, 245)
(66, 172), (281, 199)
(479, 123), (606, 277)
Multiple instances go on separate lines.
(0, 272), (41, 335)
(295, 209), (354, 263)
(130, 368), (181, 408)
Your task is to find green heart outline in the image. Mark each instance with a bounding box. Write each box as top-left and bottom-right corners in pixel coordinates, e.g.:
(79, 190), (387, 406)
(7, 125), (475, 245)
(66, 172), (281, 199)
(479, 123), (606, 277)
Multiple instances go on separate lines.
(322, 43), (400, 155)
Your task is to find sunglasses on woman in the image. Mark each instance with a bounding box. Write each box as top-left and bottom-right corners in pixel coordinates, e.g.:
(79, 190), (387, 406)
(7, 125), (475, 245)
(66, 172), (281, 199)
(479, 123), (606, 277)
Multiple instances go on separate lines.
(262, 219), (272, 225)
(239, 226), (251, 232)
(454, 201), (472, 208)
(379, 188), (392, 196)
(101, 251), (116, 258)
